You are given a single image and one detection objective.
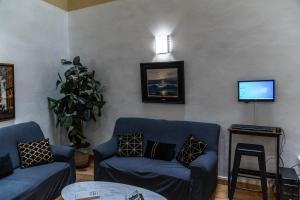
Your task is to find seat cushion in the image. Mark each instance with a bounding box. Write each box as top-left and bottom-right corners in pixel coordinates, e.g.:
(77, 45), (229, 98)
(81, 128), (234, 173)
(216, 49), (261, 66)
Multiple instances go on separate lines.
(0, 179), (35, 200)
(99, 157), (191, 200)
(0, 162), (70, 200)
(100, 156), (190, 181)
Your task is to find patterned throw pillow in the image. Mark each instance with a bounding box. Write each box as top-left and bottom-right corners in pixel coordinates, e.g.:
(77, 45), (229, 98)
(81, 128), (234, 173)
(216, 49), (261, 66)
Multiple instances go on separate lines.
(17, 138), (54, 168)
(144, 140), (176, 161)
(117, 133), (144, 157)
(176, 135), (207, 168)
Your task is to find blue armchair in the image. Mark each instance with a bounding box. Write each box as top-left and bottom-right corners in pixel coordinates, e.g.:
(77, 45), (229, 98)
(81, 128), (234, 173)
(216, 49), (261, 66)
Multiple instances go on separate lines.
(0, 122), (75, 200)
(94, 117), (220, 200)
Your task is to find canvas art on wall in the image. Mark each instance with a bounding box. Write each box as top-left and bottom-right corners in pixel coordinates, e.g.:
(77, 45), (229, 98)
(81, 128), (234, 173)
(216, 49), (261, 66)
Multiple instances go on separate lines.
(0, 63), (15, 121)
(140, 61), (185, 104)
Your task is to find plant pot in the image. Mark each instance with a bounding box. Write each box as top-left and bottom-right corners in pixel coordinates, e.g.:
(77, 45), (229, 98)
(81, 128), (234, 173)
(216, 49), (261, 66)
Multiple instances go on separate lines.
(74, 148), (90, 169)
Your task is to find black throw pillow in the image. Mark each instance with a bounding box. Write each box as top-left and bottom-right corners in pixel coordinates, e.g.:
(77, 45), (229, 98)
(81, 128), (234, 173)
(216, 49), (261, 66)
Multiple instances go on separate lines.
(145, 140), (176, 161)
(117, 133), (144, 157)
(17, 138), (54, 168)
(0, 153), (13, 178)
(176, 135), (207, 168)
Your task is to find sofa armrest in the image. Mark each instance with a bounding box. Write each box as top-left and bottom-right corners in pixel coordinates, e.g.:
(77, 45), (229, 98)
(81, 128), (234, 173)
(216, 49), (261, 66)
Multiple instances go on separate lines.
(51, 145), (75, 163)
(190, 151), (218, 200)
(51, 145), (76, 183)
(93, 137), (117, 181)
(190, 151), (218, 176)
(93, 137), (117, 161)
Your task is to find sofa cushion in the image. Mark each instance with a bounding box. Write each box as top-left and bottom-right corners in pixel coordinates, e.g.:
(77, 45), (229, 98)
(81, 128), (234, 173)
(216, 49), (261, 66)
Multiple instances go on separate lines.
(144, 140), (176, 161)
(0, 179), (34, 200)
(17, 138), (54, 168)
(176, 135), (207, 168)
(0, 154), (13, 178)
(117, 134), (144, 157)
(0, 162), (69, 200)
(100, 156), (190, 181)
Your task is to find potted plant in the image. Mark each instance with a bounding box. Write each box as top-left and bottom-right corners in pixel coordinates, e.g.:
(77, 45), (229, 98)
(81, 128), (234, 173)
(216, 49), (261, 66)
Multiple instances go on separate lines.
(48, 56), (105, 168)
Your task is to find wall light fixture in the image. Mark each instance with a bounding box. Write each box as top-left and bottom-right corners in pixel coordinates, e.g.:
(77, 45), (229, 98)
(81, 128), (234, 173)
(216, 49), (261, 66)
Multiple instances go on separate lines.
(155, 35), (171, 54)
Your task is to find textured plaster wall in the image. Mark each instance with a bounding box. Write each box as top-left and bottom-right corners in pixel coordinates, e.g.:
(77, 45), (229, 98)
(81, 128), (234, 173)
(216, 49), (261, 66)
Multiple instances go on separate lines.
(0, 0), (68, 141)
(68, 0), (300, 177)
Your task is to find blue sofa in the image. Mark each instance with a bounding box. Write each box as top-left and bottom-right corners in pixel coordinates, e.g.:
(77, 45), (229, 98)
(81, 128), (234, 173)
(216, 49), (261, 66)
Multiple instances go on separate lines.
(94, 117), (220, 200)
(0, 122), (75, 200)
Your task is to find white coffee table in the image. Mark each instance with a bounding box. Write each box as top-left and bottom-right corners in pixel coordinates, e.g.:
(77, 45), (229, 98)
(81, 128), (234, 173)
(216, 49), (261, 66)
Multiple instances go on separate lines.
(61, 181), (167, 200)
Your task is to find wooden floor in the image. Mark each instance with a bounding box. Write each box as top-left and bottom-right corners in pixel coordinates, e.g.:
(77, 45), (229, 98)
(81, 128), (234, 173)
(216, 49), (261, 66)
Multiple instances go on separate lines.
(56, 163), (274, 200)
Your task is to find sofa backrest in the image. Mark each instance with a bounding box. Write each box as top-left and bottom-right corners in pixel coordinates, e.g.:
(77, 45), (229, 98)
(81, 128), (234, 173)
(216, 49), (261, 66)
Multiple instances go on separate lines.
(0, 122), (45, 168)
(113, 117), (220, 154)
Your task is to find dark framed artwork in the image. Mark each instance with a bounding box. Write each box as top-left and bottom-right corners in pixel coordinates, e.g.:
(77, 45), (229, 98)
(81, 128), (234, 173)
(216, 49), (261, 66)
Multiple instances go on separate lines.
(0, 63), (15, 121)
(140, 61), (185, 104)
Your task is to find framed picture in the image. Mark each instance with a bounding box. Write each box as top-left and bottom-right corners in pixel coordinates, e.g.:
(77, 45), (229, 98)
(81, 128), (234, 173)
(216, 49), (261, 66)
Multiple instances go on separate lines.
(0, 63), (15, 121)
(140, 61), (185, 104)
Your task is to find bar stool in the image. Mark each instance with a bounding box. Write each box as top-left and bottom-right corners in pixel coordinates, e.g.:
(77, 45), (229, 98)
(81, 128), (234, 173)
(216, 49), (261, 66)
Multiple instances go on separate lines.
(229, 143), (268, 200)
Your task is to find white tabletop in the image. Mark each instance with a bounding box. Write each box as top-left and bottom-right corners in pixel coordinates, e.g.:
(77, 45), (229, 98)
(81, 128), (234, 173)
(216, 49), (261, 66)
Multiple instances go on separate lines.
(61, 181), (167, 200)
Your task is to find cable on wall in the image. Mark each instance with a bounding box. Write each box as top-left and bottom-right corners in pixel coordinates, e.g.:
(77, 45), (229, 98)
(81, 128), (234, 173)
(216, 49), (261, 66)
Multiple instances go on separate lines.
(253, 102), (256, 125)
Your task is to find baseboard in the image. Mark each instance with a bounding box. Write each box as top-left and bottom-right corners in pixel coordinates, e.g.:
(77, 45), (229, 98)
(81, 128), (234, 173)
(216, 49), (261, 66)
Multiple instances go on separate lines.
(218, 175), (227, 181)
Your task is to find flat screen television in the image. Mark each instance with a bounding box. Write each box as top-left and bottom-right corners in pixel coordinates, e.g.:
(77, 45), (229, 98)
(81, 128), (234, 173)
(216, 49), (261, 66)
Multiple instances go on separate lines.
(238, 80), (275, 102)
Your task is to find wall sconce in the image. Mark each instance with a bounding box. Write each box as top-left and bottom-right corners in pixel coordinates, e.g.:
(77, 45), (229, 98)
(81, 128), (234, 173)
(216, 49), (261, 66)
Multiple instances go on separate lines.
(155, 35), (171, 54)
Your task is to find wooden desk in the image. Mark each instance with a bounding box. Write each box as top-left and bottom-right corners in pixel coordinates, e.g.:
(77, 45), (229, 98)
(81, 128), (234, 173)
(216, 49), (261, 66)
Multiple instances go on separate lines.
(228, 127), (282, 200)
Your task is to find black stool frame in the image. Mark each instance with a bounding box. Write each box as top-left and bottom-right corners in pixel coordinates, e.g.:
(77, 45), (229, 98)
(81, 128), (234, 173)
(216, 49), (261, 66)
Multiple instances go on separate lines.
(229, 143), (268, 200)
(228, 128), (282, 200)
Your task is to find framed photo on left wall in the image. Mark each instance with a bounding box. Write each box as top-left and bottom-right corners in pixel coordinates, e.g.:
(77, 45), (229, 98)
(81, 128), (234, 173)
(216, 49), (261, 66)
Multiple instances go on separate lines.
(0, 63), (15, 121)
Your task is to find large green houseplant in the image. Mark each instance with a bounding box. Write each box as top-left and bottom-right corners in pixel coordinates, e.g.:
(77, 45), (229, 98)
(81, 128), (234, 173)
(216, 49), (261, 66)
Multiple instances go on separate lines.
(48, 56), (105, 168)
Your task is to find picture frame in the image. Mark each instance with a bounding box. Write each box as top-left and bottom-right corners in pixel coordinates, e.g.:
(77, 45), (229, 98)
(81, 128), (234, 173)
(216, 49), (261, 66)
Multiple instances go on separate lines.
(140, 61), (185, 104)
(0, 63), (15, 121)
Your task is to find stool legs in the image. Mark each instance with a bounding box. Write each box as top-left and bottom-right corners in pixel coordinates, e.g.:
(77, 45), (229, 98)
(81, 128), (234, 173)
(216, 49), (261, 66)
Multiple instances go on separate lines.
(258, 153), (268, 200)
(229, 150), (241, 200)
(229, 145), (268, 200)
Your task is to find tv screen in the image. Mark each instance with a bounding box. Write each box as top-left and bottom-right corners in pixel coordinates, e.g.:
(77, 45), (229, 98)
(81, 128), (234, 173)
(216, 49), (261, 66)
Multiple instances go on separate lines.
(238, 80), (275, 102)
